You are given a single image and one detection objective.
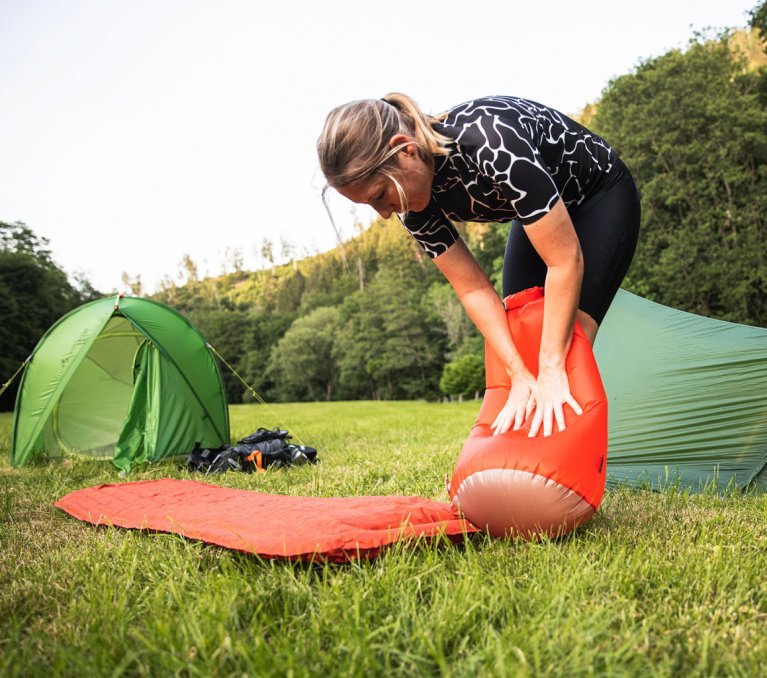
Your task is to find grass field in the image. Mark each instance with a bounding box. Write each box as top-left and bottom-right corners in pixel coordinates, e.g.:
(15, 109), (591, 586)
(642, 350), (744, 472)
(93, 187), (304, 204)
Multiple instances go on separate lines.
(1, 401), (767, 676)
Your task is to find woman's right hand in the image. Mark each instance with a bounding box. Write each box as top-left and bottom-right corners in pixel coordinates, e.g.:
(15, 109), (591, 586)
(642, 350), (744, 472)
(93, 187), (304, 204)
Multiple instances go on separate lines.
(490, 368), (538, 436)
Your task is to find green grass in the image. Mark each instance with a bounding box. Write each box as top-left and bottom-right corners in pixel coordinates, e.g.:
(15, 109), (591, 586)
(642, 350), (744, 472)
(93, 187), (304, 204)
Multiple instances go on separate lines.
(1, 401), (767, 676)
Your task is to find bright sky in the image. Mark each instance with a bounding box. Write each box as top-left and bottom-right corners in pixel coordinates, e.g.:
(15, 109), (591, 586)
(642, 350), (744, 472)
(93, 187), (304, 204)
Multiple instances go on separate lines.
(0, 0), (758, 293)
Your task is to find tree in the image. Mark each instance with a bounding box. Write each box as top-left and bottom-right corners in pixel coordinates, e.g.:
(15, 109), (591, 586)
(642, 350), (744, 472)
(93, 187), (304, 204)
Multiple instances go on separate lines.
(592, 35), (767, 325)
(120, 272), (144, 296)
(186, 310), (256, 402)
(272, 268), (306, 313)
(239, 311), (297, 401)
(751, 0), (767, 48)
(71, 272), (102, 303)
(427, 282), (476, 350)
(279, 237), (295, 265)
(222, 246), (245, 275)
(178, 254), (199, 284)
(260, 237), (275, 268)
(463, 221), (508, 291)
(747, 1), (767, 109)
(0, 221), (99, 410)
(334, 266), (447, 400)
(439, 354), (485, 400)
(186, 308), (294, 403)
(266, 306), (341, 401)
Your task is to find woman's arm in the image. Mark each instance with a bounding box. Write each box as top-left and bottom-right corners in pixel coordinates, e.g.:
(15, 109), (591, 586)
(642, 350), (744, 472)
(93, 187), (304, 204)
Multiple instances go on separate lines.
(526, 199), (583, 369)
(433, 239), (524, 374)
(433, 239), (538, 433)
(522, 198), (585, 436)
(434, 198), (584, 436)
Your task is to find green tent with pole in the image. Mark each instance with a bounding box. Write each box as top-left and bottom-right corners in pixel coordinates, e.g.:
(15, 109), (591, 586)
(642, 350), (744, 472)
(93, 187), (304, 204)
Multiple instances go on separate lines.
(11, 295), (229, 473)
(596, 290), (767, 492)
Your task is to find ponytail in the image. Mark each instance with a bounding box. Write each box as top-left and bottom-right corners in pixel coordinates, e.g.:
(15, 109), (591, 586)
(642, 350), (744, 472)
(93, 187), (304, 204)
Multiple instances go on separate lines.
(380, 92), (452, 161)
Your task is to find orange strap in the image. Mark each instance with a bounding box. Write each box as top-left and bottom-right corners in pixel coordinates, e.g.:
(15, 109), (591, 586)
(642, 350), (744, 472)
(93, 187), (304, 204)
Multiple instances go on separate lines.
(244, 450), (266, 473)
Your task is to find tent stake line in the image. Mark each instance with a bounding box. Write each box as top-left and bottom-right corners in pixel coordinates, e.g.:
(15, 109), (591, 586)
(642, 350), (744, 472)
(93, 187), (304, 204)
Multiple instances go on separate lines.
(0, 359), (28, 399)
(207, 343), (306, 446)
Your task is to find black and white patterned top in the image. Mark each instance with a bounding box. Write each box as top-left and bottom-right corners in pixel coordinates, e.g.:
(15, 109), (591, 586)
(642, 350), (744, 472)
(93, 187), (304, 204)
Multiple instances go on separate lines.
(402, 96), (618, 258)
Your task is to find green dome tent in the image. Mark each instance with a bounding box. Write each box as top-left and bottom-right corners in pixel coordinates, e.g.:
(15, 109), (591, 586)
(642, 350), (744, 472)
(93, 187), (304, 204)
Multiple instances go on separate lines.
(596, 290), (767, 493)
(11, 295), (230, 473)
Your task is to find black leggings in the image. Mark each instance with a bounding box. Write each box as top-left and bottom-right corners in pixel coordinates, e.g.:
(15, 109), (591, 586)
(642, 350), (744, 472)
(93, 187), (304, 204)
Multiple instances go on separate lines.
(502, 164), (641, 325)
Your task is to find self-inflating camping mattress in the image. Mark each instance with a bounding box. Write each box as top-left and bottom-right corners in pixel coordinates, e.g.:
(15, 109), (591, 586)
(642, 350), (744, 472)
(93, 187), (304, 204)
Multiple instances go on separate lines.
(55, 479), (476, 562)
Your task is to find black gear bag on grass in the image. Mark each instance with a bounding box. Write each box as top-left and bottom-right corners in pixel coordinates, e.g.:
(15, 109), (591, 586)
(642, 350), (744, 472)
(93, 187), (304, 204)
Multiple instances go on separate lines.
(187, 428), (318, 475)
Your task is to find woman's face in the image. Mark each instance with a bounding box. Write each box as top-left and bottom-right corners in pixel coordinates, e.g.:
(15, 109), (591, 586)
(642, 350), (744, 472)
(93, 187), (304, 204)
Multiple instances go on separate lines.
(335, 136), (434, 219)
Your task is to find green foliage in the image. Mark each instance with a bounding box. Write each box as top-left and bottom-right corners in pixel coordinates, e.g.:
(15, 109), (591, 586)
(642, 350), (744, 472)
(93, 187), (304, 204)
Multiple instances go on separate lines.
(186, 310), (255, 403)
(149, 217), (506, 403)
(426, 282), (476, 350)
(267, 306), (341, 401)
(0, 222), (99, 410)
(729, 27), (767, 70)
(238, 312), (297, 401)
(335, 266), (448, 400)
(751, 0), (767, 48)
(456, 222), (509, 294)
(463, 221), (508, 280)
(188, 309), (295, 403)
(439, 353), (485, 399)
(593, 35), (767, 325)
(454, 332), (485, 358)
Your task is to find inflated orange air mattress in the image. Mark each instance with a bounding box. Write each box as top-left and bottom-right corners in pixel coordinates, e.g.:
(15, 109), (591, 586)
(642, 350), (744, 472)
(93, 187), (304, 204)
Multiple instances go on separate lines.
(55, 287), (608, 561)
(449, 287), (608, 538)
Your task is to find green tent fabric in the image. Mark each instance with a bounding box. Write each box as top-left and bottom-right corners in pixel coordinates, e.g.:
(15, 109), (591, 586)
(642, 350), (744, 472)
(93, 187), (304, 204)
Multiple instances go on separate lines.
(595, 290), (767, 492)
(11, 295), (229, 472)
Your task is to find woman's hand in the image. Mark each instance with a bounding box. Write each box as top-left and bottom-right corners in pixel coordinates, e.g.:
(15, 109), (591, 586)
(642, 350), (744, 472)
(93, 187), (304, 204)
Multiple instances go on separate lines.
(490, 368), (538, 436)
(528, 365), (583, 437)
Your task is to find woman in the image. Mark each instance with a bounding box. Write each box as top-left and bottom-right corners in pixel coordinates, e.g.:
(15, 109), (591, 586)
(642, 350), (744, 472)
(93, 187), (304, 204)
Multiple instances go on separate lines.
(317, 94), (640, 438)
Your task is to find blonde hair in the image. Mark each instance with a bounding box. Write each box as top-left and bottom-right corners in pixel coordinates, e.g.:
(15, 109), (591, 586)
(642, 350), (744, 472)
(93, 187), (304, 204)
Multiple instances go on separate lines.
(317, 92), (452, 191)
(317, 93), (451, 244)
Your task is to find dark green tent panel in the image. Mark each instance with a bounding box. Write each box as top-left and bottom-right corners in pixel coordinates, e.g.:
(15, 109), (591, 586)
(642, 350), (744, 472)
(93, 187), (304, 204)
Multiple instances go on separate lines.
(596, 290), (767, 492)
(11, 295), (229, 472)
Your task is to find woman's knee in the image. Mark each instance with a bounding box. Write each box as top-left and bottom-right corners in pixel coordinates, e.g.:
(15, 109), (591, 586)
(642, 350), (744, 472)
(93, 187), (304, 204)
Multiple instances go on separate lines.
(576, 309), (599, 346)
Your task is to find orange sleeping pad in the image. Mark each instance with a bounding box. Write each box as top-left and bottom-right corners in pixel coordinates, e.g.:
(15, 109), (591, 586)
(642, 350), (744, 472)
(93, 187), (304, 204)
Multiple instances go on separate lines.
(55, 287), (608, 560)
(55, 479), (475, 562)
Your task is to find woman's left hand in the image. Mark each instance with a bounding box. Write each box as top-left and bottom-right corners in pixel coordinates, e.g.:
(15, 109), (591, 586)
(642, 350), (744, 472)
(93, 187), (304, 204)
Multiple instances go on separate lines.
(528, 366), (583, 437)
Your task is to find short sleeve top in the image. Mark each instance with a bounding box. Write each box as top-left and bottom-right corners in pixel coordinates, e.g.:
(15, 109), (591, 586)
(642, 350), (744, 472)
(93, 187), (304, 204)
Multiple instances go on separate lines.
(402, 96), (619, 258)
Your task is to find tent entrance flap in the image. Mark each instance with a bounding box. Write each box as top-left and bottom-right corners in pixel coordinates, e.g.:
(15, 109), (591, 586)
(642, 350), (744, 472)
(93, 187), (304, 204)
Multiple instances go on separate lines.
(113, 340), (216, 472)
(45, 316), (145, 458)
